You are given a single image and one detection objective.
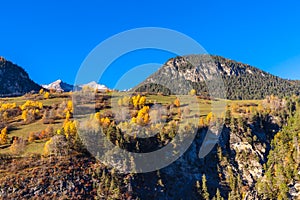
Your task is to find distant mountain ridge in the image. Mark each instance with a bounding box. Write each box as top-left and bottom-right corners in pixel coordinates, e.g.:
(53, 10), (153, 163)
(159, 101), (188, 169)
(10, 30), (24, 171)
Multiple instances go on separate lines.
(42, 80), (108, 92)
(2, 55), (300, 99)
(0, 57), (109, 95)
(136, 55), (300, 100)
(0, 57), (42, 96)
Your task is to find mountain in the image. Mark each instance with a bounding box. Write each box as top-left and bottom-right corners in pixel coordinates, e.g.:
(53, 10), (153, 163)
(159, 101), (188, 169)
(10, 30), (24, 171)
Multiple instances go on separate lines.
(42, 80), (108, 92)
(0, 57), (42, 96)
(42, 79), (74, 92)
(80, 81), (108, 92)
(135, 55), (300, 100)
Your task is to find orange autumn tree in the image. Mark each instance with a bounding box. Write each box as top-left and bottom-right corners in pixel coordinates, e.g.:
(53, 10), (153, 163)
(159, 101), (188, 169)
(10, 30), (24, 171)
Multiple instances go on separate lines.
(174, 98), (180, 107)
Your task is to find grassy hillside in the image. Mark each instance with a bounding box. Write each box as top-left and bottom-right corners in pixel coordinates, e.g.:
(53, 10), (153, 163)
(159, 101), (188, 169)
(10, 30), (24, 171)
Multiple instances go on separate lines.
(0, 92), (262, 156)
(3, 91), (296, 199)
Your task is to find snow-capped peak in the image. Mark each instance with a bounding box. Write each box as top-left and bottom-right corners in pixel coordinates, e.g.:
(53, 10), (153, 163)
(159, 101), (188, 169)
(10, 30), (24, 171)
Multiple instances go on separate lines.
(80, 81), (108, 92)
(42, 79), (74, 92)
(42, 80), (109, 92)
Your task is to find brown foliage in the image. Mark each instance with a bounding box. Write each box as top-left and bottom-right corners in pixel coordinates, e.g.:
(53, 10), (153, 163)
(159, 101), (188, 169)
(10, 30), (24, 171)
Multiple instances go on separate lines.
(10, 138), (26, 155)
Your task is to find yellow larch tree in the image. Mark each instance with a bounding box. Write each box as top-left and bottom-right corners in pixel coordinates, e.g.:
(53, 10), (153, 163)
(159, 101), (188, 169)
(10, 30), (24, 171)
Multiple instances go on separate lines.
(44, 92), (50, 99)
(190, 89), (197, 96)
(139, 96), (146, 107)
(39, 88), (44, 94)
(0, 127), (8, 145)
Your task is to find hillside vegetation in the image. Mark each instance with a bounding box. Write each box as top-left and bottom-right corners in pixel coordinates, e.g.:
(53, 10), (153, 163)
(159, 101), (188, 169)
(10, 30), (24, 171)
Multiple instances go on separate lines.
(0, 90), (299, 199)
(0, 56), (300, 199)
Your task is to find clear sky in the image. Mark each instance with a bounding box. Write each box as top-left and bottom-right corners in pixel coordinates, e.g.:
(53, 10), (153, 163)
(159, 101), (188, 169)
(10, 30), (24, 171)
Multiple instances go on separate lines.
(1, 0), (300, 89)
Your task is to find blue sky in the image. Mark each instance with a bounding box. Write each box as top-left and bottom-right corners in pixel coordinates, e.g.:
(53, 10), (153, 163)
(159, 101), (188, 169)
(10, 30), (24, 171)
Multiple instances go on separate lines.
(1, 0), (300, 89)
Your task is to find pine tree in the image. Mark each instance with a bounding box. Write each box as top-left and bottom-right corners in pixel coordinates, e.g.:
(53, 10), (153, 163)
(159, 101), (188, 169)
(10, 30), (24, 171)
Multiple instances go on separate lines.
(217, 146), (223, 161)
(225, 109), (231, 125)
(202, 174), (210, 200)
(199, 117), (205, 127)
(109, 178), (115, 191)
(213, 188), (223, 200)
(195, 180), (201, 198)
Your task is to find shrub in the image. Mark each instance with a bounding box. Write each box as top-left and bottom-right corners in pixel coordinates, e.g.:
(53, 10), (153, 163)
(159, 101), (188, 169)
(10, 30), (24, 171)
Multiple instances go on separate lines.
(43, 135), (69, 156)
(28, 132), (39, 142)
(10, 138), (26, 154)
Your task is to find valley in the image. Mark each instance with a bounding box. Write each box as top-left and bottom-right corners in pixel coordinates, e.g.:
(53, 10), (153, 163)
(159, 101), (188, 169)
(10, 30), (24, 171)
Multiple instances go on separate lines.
(0, 89), (298, 199)
(0, 55), (299, 199)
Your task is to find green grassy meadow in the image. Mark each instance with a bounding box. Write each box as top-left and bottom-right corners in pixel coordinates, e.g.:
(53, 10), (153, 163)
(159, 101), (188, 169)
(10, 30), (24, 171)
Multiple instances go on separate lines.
(0, 92), (262, 156)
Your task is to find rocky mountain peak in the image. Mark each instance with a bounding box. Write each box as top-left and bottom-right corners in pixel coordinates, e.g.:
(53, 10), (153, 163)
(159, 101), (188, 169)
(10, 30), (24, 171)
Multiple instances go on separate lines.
(137, 55), (300, 99)
(54, 79), (62, 83)
(0, 56), (6, 63)
(0, 58), (41, 96)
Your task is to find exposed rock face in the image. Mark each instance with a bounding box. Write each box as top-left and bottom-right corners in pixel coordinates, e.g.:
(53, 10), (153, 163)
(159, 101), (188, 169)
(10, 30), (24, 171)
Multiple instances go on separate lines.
(0, 155), (108, 199)
(129, 112), (282, 199)
(0, 57), (42, 96)
(231, 142), (263, 186)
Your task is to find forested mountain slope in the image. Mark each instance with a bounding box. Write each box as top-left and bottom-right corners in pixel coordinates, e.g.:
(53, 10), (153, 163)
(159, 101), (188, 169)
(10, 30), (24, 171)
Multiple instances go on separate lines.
(136, 55), (300, 100)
